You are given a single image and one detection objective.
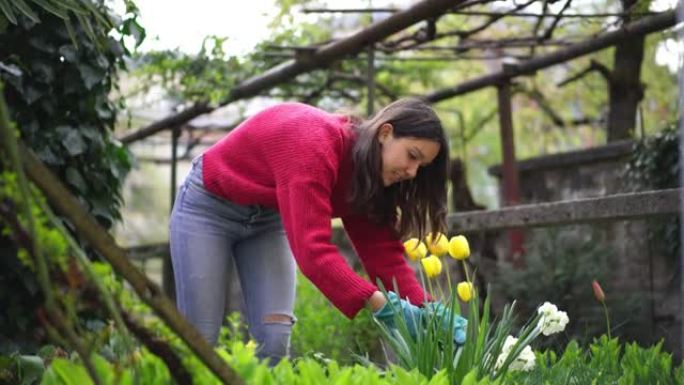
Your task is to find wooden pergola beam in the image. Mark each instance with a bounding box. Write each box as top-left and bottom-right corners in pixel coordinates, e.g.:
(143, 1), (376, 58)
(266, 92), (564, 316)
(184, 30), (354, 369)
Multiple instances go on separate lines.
(119, 0), (465, 144)
(303, 8), (658, 18)
(424, 10), (676, 103)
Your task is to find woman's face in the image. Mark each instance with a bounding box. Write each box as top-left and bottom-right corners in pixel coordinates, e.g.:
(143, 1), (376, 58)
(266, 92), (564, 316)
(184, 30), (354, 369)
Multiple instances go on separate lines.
(377, 123), (441, 187)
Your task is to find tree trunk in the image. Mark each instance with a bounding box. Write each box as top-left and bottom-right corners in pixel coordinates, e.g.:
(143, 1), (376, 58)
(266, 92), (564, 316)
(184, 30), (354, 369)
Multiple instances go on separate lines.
(607, 0), (645, 141)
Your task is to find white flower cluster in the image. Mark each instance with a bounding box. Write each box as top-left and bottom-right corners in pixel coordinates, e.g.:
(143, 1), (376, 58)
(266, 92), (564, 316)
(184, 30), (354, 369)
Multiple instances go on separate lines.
(495, 335), (536, 372)
(537, 302), (569, 336)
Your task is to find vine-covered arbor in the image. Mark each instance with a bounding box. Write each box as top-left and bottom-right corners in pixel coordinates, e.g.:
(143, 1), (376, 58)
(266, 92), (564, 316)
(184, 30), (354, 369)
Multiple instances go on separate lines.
(118, 0), (680, 323)
(2, 0), (683, 382)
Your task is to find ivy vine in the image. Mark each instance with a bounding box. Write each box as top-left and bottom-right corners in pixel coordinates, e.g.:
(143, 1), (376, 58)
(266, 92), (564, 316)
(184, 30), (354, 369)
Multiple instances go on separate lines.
(625, 122), (680, 263)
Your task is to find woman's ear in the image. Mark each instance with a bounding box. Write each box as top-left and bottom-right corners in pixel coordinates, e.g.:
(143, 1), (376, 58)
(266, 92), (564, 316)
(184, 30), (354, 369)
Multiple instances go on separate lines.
(377, 123), (393, 144)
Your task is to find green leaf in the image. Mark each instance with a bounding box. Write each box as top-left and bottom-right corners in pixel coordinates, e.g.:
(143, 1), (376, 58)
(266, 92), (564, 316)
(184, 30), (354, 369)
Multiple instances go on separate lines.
(16, 354), (44, 385)
(31, 60), (55, 83)
(64, 17), (79, 49)
(0, 62), (22, 77)
(29, 36), (58, 54)
(65, 167), (88, 194)
(46, 358), (93, 385)
(21, 84), (42, 104)
(49, 0), (87, 15)
(58, 45), (78, 62)
(35, 144), (63, 165)
(0, 0), (18, 24)
(77, 64), (103, 89)
(11, 0), (40, 23)
(461, 368), (478, 385)
(122, 17), (146, 48)
(426, 370), (449, 385)
(57, 126), (86, 156)
(29, 0), (69, 19)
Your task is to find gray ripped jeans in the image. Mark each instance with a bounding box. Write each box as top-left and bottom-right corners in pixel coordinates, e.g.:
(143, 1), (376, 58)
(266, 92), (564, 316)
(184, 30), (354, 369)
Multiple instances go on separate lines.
(169, 156), (296, 364)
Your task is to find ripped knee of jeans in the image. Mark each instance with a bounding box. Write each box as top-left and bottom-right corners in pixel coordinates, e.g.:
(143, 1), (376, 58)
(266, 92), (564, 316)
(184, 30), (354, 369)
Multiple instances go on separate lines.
(252, 314), (295, 364)
(262, 313), (296, 325)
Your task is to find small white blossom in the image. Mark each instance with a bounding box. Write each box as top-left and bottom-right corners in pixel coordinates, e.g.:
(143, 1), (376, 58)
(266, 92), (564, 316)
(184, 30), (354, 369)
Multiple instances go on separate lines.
(495, 336), (536, 372)
(537, 302), (569, 336)
(510, 345), (536, 372)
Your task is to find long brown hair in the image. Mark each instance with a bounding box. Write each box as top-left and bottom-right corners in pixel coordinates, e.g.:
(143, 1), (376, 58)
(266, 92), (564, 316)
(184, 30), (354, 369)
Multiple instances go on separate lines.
(349, 98), (448, 240)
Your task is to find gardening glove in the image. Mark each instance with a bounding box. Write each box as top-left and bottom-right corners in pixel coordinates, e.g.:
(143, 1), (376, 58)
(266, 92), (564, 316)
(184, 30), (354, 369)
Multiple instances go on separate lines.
(373, 291), (423, 339)
(424, 302), (468, 345)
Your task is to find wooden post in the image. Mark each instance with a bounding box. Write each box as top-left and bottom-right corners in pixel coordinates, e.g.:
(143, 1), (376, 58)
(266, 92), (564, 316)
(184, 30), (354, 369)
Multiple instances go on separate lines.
(497, 79), (525, 267)
(164, 126), (180, 300)
(367, 44), (376, 115)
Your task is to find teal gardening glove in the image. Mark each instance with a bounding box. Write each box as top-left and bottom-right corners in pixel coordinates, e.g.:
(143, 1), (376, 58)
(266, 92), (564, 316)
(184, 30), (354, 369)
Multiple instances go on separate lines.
(423, 302), (468, 345)
(373, 292), (467, 345)
(372, 292), (424, 339)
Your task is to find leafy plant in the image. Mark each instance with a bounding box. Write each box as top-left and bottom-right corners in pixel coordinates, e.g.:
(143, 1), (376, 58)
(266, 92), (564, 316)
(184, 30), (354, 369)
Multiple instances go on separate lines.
(291, 272), (383, 365)
(0, 1), (141, 349)
(505, 336), (684, 384)
(0, 0), (119, 46)
(625, 122), (680, 262)
(375, 234), (570, 384)
(133, 36), (246, 105)
(493, 226), (643, 349)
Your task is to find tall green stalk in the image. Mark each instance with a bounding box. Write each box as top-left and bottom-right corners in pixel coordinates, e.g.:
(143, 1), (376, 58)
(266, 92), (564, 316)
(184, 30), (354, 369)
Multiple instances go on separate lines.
(602, 302), (611, 340)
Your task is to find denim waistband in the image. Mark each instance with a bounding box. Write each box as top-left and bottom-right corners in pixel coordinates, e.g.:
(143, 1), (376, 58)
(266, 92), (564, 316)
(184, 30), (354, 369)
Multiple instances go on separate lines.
(186, 155), (204, 188)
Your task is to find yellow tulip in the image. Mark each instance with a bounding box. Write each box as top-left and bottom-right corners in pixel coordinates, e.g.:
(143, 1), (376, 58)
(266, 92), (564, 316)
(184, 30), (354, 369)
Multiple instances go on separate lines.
(448, 235), (470, 260)
(426, 232), (449, 257)
(403, 238), (428, 261)
(421, 255), (442, 278)
(457, 281), (475, 302)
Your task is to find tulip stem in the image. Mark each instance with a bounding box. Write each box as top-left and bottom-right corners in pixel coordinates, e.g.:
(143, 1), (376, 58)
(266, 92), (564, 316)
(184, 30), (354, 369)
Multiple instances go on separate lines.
(435, 275), (446, 300)
(461, 261), (471, 283)
(444, 260), (452, 291)
(601, 301), (611, 339)
(427, 277), (436, 298)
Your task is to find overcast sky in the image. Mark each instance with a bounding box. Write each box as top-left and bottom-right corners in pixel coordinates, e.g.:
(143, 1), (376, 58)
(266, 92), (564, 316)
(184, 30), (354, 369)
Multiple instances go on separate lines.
(113, 0), (681, 70)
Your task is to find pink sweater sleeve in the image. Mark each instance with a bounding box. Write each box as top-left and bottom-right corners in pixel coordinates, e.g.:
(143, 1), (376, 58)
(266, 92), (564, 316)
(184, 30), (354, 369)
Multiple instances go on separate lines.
(276, 175), (378, 318)
(342, 214), (430, 307)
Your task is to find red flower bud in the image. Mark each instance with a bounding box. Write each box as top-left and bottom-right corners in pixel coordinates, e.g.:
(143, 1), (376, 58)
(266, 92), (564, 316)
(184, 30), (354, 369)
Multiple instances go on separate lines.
(592, 280), (605, 302)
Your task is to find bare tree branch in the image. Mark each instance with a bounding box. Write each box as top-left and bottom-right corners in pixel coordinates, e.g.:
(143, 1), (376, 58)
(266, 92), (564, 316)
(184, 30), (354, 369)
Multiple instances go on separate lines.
(540, 0), (574, 41)
(531, 0), (550, 44)
(513, 84), (566, 127)
(381, 0), (538, 52)
(122, 311), (193, 385)
(330, 71), (398, 99)
(557, 59), (612, 87)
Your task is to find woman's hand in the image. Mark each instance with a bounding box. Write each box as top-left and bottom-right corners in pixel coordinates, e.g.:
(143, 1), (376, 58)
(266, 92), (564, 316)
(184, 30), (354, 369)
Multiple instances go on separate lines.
(367, 291), (388, 312)
(371, 291), (423, 339)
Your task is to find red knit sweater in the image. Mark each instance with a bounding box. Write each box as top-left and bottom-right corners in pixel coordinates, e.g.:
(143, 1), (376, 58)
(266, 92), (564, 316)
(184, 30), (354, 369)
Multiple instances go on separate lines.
(202, 102), (428, 318)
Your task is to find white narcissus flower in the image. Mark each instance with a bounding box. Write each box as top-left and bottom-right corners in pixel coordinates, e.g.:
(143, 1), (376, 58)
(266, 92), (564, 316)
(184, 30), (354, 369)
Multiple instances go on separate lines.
(495, 336), (536, 372)
(510, 345), (536, 372)
(537, 302), (569, 336)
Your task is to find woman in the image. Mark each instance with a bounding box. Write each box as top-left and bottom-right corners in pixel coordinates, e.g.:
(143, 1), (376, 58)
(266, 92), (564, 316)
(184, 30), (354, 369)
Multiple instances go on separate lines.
(170, 97), (464, 364)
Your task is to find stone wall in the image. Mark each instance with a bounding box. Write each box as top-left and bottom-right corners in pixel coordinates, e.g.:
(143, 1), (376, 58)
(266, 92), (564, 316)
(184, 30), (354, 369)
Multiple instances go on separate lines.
(489, 140), (680, 355)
